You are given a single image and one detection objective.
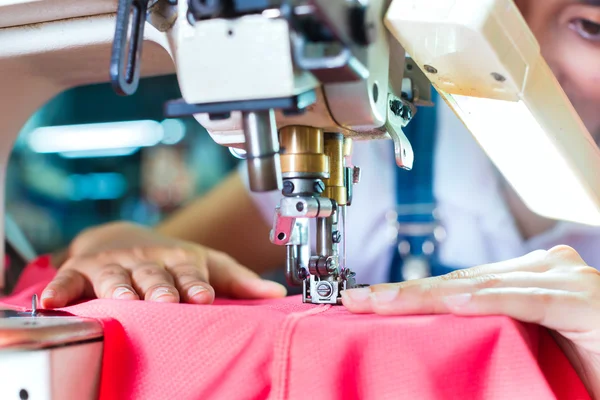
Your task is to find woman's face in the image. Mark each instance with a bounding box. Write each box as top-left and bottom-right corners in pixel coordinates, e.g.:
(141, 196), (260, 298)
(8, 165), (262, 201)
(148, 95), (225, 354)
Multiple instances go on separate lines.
(516, 0), (600, 138)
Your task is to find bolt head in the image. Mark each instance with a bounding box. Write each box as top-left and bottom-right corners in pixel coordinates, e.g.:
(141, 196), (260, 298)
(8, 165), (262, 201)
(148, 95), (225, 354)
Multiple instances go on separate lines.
(282, 181), (294, 195)
(316, 282), (333, 298)
(491, 72), (506, 82)
(424, 65), (438, 74)
(332, 231), (342, 243)
(326, 258), (338, 273)
(313, 180), (325, 194)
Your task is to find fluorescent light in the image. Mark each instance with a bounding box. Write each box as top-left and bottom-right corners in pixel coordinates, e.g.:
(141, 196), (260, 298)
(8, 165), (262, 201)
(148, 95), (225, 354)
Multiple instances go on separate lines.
(59, 147), (140, 159)
(27, 120), (164, 153)
(446, 95), (600, 225)
(160, 119), (186, 145)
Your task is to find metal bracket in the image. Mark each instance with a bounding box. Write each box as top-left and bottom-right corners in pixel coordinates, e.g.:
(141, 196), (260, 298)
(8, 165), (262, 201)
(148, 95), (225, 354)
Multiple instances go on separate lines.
(291, 36), (369, 83)
(386, 93), (414, 170)
(164, 91), (317, 118)
(110, 0), (151, 96)
(402, 57), (435, 107)
(270, 206), (295, 245)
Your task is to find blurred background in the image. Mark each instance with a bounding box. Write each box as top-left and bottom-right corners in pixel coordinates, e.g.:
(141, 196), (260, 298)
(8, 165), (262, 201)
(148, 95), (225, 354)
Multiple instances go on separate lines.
(7, 75), (239, 255)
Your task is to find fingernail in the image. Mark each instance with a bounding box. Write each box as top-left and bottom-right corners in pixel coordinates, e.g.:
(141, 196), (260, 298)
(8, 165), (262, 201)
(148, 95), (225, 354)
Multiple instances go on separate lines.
(343, 288), (372, 302)
(40, 290), (60, 308)
(443, 293), (472, 308)
(188, 286), (208, 299)
(41, 289), (56, 300)
(370, 290), (399, 304)
(150, 287), (176, 302)
(113, 287), (136, 300)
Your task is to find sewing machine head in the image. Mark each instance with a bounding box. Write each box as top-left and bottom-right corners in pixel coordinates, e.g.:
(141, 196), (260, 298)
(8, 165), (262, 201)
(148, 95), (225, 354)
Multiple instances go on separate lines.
(109, 0), (431, 304)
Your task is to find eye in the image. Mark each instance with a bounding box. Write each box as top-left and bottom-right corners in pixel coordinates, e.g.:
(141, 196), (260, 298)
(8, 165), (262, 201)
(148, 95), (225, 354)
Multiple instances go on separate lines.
(570, 18), (600, 41)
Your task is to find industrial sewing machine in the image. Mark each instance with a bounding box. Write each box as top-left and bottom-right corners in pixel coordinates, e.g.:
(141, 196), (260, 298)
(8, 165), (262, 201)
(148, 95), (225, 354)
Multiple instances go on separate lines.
(130, 0), (427, 305)
(104, 0), (600, 305)
(3, 0), (600, 398)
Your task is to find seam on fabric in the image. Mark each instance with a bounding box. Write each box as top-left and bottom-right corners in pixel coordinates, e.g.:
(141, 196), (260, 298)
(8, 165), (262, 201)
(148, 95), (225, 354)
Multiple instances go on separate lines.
(269, 305), (332, 400)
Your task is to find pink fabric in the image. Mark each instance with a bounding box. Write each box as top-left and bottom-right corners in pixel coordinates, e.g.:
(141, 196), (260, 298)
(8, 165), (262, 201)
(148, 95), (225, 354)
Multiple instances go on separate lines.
(0, 257), (591, 400)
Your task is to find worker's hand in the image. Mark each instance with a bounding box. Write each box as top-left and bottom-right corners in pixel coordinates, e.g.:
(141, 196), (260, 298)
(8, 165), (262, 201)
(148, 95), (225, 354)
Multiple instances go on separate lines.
(341, 245), (600, 398)
(41, 222), (286, 308)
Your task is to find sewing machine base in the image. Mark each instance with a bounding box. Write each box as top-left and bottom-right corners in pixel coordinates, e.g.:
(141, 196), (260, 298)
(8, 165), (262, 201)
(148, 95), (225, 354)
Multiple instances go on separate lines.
(0, 307), (104, 400)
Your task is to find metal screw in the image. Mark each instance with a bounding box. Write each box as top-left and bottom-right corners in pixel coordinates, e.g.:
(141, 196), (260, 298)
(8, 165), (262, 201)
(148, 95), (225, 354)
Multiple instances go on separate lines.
(424, 65), (438, 74)
(389, 99), (402, 116)
(401, 104), (412, 120)
(282, 180), (295, 195)
(31, 294), (37, 316)
(298, 268), (308, 280)
(316, 282), (333, 298)
(326, 258), (338, 273)
(491, 72), (506, 82)
(296, 202), (305, 212)
(313, 180), (325, 194)
(332, 231), (342, 243)
(390, 99), (413, 122)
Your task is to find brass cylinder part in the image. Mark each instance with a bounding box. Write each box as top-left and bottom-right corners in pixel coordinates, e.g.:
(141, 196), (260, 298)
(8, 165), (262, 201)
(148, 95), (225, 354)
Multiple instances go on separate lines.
(323, 133), (347, 205)
(280, 126), (324, 153)
(324, 186), (347, 204)
(343, 138), (353, 158)
(279, 126), (329, 177)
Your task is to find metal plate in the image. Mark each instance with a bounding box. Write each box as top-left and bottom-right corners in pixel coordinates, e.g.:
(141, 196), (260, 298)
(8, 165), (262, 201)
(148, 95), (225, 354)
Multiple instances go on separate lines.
(0, 308), (103, 351)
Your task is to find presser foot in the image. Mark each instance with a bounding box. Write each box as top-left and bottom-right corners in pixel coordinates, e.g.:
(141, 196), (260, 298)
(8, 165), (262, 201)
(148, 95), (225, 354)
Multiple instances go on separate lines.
(302, 270), (369, 305)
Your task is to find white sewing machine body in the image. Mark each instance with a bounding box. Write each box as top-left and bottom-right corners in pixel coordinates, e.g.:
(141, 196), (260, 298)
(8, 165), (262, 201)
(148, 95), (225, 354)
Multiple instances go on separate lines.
(1, 0), (600, 398)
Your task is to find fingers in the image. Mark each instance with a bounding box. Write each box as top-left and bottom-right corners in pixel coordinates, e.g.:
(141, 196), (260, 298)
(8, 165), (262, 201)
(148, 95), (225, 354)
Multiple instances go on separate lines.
(42, 258), (138, 308)
(443, 288), (590, 333)
(167, 263), (215, 304)
(150, 247), (216, 304)
(206, 251), (287, 299)
(545, 245), (588, 268)
(90, 263), (139, 301)
(48, 247), (216, 306)
(342, 270), (593, 315)
(130, 262), (180, 303)
(127, 246), (218, 304)
(343, 247), (587, 313)
(41, 269), (90, 308)
(96, 247), (209, 303)
(364, 250), (552, 296)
